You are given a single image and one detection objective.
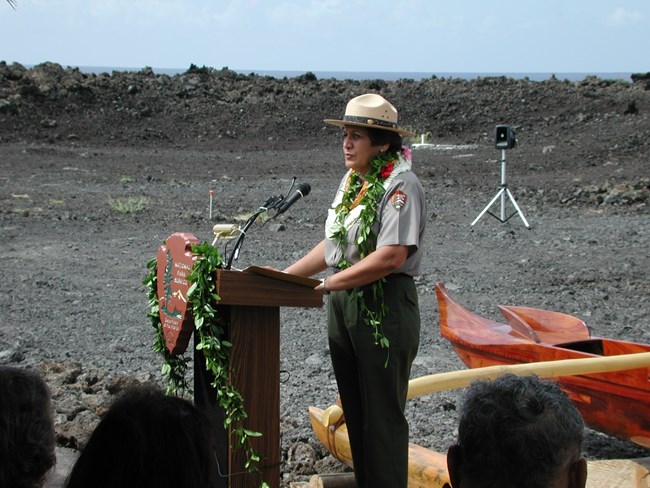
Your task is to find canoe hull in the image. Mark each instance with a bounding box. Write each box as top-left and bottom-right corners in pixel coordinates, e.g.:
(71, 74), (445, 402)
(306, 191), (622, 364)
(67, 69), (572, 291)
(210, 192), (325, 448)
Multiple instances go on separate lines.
(435, 283), (650, 449)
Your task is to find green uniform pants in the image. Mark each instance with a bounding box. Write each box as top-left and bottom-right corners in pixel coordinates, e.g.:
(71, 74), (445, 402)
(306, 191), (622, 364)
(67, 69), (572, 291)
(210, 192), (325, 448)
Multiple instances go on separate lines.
(327, 274), (421, 488)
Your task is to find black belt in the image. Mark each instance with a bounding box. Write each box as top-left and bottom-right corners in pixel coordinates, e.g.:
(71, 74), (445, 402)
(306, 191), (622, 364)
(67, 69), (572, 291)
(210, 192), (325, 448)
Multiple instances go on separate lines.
(384, 273), (411, 280)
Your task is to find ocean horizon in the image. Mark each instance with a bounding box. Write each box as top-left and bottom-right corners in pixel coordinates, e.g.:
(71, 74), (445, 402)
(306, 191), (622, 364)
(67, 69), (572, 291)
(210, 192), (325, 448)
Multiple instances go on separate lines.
(69, 65), (635, 83)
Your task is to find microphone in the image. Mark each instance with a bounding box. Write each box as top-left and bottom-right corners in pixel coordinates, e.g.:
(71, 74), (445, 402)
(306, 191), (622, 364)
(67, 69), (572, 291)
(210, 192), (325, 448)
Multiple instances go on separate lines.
(275, 182), (311, 216)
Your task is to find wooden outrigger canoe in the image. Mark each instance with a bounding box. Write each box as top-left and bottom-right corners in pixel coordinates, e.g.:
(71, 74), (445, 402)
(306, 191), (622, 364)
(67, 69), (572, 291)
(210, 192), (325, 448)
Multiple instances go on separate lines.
(435, 282), (650, 449)
(308, 405), (451, 488)
(309, 400), (650, 487)
(310, 352), (650, 487)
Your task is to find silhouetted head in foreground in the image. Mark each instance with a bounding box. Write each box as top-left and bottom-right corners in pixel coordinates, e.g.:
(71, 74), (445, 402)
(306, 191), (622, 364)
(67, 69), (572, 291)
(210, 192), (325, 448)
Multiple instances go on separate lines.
(447, 374), (587, 488)
(0, 366), (56, 488)
(65, 384), (218, 488)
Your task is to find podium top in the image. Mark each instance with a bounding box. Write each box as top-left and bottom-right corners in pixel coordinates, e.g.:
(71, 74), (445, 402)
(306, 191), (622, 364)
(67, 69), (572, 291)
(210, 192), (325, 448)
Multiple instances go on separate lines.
(215, 268), (323, 308)
(243, 266), (321, 288)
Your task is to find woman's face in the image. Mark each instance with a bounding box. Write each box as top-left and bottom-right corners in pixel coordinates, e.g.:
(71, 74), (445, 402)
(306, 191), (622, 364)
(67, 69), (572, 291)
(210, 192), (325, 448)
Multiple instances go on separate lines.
(342, 126), (385, 175)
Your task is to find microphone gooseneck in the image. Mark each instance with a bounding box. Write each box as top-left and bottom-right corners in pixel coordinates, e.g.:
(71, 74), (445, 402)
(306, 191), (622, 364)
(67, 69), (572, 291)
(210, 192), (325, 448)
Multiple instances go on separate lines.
(223, 180), (312, 269)
(275, 182), (311, 216)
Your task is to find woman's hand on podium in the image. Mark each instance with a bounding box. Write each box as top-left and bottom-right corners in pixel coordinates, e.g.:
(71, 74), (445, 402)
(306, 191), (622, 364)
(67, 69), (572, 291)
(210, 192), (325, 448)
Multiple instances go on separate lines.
(314, 277), (330, 295)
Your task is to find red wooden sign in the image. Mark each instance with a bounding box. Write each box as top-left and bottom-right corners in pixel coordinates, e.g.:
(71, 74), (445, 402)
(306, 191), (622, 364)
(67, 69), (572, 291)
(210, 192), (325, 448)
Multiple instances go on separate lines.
(156, 232), (199, 355)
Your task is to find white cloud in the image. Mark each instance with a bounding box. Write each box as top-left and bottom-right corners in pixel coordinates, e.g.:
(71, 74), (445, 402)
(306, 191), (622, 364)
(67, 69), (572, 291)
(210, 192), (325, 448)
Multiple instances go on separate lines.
(65, 0), (242, 30)
(268, 0), (343, 28)
(606, 7), (643, 26)
(87, 0), (203, 24)
(482, 14), (497, 28)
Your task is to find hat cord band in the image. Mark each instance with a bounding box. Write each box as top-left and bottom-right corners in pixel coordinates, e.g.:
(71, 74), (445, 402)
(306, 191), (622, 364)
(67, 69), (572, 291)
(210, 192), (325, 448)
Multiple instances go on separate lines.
(343, 115), (398, 130)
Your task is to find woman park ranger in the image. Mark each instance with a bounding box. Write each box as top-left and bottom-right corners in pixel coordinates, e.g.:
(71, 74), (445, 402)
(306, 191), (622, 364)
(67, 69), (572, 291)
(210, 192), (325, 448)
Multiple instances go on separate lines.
(284, 93), (426, 487)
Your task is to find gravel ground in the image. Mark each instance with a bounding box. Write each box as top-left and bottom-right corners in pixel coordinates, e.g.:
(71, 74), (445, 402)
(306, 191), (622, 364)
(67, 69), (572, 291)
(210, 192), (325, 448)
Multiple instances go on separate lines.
(1, 63), (649, 485)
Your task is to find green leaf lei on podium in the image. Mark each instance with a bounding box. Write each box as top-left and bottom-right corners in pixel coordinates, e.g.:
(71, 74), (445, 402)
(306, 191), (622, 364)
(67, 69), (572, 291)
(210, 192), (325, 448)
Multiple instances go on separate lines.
(325, 147), (412, 364)
(144, 243), (268, 485)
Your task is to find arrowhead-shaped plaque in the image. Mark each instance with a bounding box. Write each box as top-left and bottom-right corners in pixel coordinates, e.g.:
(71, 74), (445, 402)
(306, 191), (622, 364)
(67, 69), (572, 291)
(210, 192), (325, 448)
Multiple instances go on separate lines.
(156, 232), (199, 355)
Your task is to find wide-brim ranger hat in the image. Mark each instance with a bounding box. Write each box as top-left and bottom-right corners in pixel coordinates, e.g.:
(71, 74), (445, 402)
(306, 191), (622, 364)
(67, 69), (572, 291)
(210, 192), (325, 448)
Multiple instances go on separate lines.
(324, 93), (416, 137)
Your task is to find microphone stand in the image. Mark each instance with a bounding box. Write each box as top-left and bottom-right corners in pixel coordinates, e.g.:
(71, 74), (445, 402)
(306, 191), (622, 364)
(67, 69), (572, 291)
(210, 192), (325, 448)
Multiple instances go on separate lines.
(223, 195), (283, 270)
(222, 178), (298, 270)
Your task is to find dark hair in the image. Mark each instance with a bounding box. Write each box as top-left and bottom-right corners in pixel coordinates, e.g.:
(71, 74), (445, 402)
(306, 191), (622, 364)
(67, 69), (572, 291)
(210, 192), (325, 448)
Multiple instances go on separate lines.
(456, 374), (584, 488)
(0, 366), (56, 488)
(64, 384), (218, 488)
(366, 127), (403, 154)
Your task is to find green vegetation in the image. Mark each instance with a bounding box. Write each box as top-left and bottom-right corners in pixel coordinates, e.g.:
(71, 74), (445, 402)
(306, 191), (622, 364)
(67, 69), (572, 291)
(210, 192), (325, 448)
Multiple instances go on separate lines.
(108, 196), (148, 213)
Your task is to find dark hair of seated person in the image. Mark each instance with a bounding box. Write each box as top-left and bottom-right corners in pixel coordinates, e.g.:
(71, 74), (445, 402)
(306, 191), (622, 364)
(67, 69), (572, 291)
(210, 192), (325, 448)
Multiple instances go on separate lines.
(0, 366), (56, 488)
(446, 374), (587, 488)
(64, 384), (219, 488)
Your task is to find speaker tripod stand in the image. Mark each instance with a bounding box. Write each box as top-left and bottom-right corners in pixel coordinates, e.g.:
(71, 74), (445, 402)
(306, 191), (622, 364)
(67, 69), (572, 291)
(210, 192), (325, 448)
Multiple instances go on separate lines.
(470, 149), (530, 228)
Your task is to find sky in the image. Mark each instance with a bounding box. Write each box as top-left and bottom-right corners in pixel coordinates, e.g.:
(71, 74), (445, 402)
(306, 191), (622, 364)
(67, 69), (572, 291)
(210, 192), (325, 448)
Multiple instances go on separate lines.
(1, 0), (648, 74)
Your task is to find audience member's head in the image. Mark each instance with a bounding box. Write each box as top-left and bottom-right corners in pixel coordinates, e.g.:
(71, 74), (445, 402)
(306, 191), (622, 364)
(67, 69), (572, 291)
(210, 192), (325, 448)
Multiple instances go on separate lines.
(447, 374), (587, 488)
(64, 384), (218, 488)
(0, 366), (56, 488)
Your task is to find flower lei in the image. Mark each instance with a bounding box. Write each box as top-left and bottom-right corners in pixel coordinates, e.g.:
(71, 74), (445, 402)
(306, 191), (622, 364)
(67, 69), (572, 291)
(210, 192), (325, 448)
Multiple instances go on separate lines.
(325, 147), (412, 362)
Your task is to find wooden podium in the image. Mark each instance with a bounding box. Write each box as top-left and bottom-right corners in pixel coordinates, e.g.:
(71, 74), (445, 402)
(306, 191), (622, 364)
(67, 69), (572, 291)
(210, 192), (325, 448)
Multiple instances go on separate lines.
(194, 267), (323, 488)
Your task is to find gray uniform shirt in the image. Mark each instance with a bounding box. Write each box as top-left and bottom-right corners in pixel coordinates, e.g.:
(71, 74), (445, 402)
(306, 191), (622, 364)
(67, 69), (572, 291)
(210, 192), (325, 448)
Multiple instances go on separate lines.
(324, 170), (426, 276)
